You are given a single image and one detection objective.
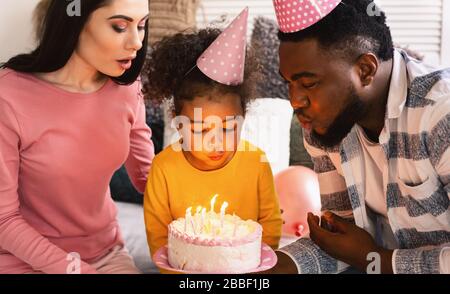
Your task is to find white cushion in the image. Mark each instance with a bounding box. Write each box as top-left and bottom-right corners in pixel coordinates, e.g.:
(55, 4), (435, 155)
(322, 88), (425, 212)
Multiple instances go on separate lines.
(241, 98), (293, 174)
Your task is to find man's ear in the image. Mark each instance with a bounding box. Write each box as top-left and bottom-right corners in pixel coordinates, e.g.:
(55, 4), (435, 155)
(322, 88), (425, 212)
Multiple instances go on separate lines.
(356, 53), (379, 87)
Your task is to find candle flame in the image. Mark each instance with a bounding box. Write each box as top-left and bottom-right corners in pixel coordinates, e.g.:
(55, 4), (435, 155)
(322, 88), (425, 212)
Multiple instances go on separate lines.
(220, 201), (229, 214)
(220, 201), (229, 230)
(185, 197), (235, 236)
(210, 194), (218, 212)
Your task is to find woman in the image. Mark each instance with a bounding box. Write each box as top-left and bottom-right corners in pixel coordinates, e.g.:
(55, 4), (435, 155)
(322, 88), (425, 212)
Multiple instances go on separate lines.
(0, 0), (154, 273)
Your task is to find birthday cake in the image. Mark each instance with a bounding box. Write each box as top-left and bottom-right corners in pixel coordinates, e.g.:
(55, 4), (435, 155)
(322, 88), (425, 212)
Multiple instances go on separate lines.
(167, 198), (262, 273)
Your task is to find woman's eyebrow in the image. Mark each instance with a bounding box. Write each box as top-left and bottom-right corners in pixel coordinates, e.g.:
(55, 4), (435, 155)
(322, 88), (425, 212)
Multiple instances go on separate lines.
(108, 15), (133, 22)
(108, 14), (149, 22)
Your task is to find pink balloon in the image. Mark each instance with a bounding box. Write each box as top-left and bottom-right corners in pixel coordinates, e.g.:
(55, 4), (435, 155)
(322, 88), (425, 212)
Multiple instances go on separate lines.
(274, 166), (321, 237)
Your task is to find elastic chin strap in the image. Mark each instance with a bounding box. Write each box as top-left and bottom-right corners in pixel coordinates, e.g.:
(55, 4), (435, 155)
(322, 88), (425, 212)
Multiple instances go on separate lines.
(183, 64), (197, 78)
(310, 0), (324, 18)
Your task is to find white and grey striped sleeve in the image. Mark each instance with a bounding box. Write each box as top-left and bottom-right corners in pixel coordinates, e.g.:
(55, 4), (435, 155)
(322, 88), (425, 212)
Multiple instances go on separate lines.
(303, 131), (354, 220)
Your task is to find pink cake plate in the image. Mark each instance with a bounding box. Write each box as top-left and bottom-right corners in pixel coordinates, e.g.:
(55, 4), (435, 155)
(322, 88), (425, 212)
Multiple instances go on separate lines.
(153, 243), (277, 274)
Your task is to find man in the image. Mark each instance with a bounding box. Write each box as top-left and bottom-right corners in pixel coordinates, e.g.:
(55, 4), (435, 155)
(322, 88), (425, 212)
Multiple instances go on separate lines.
(270, 0), (450, 274)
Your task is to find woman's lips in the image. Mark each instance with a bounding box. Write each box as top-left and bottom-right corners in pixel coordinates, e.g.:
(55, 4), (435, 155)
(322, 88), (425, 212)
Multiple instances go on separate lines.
(117, 59), (132, 70)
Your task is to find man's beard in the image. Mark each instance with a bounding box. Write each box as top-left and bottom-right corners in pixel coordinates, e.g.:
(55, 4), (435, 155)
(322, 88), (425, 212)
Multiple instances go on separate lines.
(311, 86), (367, 148)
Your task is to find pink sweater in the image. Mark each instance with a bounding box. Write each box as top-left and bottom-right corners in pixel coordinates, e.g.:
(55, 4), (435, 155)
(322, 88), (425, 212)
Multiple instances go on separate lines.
(0, 69), (154, 273)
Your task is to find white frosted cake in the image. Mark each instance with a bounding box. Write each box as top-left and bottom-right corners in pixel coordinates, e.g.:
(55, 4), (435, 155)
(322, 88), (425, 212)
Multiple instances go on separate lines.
(167, 204), (262, 273)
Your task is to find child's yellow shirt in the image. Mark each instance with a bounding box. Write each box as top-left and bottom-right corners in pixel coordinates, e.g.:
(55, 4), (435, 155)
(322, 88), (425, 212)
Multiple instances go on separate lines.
(144, 140), (282, 258)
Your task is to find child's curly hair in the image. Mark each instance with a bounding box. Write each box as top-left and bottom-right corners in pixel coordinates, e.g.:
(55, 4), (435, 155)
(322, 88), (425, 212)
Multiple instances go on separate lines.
(142, 28), (261, 115)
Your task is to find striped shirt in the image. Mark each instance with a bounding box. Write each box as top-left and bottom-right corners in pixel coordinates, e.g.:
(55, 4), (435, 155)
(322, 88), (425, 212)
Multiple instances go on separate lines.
(279, 49), (450, 274)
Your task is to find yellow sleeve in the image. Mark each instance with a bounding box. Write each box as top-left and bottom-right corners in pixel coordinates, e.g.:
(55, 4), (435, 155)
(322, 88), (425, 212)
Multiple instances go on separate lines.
(257, 161), (282, 249)
(143, 161), (173, 258)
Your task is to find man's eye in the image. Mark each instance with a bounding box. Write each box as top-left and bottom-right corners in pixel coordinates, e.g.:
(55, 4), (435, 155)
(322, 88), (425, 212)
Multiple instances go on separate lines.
(303, 82), (318, 89)
(138, 26), (146, 31)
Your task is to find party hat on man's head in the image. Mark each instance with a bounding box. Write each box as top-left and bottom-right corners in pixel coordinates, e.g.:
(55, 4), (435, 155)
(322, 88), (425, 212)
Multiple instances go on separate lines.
(196, 7), (249, 86)
(273, 0), (341, 33)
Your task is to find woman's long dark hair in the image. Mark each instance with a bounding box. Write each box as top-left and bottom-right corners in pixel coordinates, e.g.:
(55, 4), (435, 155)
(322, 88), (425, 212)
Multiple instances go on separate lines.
(1, 0), (148, 85)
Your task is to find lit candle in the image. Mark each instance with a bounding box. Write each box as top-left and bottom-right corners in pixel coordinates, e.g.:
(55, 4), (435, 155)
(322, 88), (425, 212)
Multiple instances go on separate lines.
(201, 208), (206, 233)
(232, 213), (238, 237)
(184, 206), (192, 233)
(190, 218), (197, 235)
(210, 194), (218, 212)
(195, 206), (202, 232)
(220, 201), (228, 228)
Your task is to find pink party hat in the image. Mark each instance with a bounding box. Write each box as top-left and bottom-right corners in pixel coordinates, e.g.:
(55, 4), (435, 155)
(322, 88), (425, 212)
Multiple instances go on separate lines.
(197, 7), (249, 85)
(273, 0), (341, 33)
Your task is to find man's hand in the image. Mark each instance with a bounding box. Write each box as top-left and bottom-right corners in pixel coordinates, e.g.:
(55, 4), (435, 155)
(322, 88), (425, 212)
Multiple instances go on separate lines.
(258, 251), (298, 274)
(308, 211), (393, 274)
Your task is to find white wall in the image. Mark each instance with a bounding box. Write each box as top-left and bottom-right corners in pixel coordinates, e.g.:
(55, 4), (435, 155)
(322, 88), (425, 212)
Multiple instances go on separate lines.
(0, 0), (40, 63)
(1, 0), (448, 67)
(197, 0), (276, 34)
(441, 0), (450, 67)
(197, 0), (449, 67)
(376, 0), (444, 66)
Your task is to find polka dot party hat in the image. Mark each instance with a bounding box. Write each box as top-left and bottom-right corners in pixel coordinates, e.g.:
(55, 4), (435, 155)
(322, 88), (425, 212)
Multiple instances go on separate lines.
(196, 7), (249, 86)
(273, 0), (341, 33)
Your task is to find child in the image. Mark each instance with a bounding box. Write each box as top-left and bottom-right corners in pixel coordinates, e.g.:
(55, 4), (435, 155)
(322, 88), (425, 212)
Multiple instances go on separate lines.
(143, 8), (282, 263)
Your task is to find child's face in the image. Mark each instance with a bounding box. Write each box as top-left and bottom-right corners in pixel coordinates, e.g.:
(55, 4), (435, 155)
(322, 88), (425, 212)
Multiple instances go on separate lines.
(178, 93), (244, 170)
